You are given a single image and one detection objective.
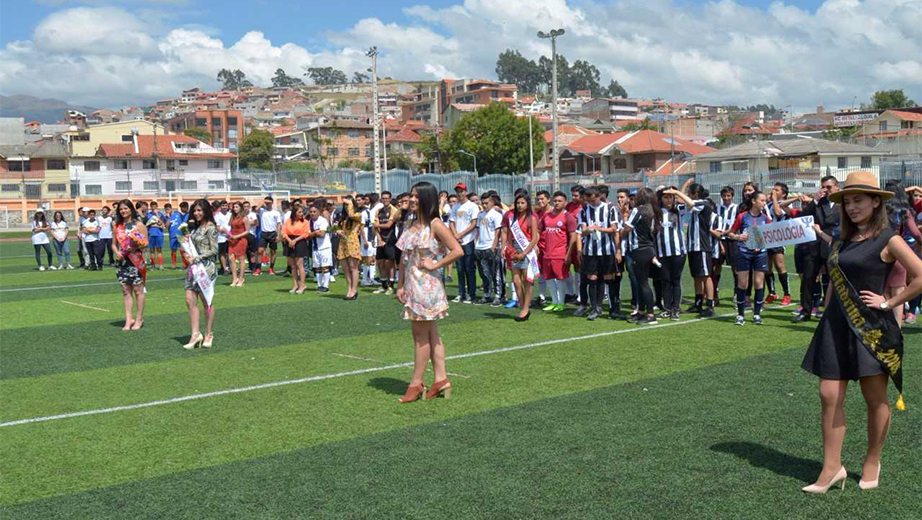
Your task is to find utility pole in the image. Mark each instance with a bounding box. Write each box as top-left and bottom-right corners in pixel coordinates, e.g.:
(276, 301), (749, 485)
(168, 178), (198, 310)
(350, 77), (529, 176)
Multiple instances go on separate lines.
(366, 46), (381, 192)
(538, 29), (565, 191)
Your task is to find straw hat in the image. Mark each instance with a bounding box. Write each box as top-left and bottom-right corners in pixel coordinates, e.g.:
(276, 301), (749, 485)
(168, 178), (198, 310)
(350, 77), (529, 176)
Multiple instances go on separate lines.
(828, 170), (893, 204)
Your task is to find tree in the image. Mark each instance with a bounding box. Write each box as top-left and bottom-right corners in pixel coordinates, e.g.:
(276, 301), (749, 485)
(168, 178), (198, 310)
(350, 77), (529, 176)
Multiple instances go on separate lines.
(352, 71), (369, 83)
(566, 59), (601, 96)
(271, 68), (302, 88)
(216, 69), (252, 90)
(496, 49), (541, 93)
(620, 120), (655, 132)
(303, 66), (348, 85)
(441, 102), (544, 175)
(239, 129), (274, 168)
(604, 79), (628, 98)
(872, 89), (917, 110)
(417, 133), (454, 173)
(385, 153), (415, 170)
(183, 127), (212, 144)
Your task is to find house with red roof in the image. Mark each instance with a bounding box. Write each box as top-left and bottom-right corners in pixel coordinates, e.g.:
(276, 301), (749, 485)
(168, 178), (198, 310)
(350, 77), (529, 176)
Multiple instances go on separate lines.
(855, 109), (922, 153)
(556, 129), (715, 176)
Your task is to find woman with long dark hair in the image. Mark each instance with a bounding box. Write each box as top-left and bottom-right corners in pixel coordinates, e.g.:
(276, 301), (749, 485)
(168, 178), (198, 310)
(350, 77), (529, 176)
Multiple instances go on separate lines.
(336, 194), (363, 299)
(50, 210), (73, 269)
(284, 205), (311, 294)
(227, 201), (249, 287)
(30, 209), (53, 271)
(655, 187), (686, 320)
(395, 181), (463, 404)
(801, 171), (922, 493)
(620, 188), (661, 324)
(881, 180), (922, 326)
(112, 199), (148, 330)
(182, 199), (219, 349)
(504, 193), (540, 321)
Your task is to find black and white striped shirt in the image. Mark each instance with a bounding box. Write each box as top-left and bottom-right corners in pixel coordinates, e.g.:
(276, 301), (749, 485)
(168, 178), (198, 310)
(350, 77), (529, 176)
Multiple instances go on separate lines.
(626, 207), (656, 251)
(766, 201), (790, 222)
(717, 203), (738, 234)
(685, 200), (713, 253)
(578, 202), (617, 256)
(656, 208), (686, 257)
(710, 213), (721, 258)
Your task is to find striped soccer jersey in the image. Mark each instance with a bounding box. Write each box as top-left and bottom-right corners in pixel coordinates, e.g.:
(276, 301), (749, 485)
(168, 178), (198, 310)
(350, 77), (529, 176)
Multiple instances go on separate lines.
(685, 200), (713, 253)
(656, 208), (686, 257)
(717, 203), (738, 234)
(710, 212), (721, 258)
(578, 202), (617, 256)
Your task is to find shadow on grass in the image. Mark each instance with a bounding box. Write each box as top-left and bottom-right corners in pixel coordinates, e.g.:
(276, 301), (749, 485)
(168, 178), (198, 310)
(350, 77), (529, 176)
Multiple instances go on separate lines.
(710, 441), (821, 483)
(368, 377), (407, 396)
(482, 312), (516, 320)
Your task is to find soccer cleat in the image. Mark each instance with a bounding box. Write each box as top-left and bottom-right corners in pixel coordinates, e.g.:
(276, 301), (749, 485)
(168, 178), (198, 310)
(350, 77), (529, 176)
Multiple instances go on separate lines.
(765, 294), (778, 304)
(753, 315), (763, 325)
(253, 268), (261, 276)
(699, 307), (716, 318)
(780, 295), (792, 306)
(268, 268), (276, 275)
(670, 311), (681, 321)
(373, 287), (386, 294)
(587, 309), (601, 321)
(573, 305), (589, 317)
(553, 304), (566, 312)
(905, 313), (917, 325)
(734, 315), (746, 326)
(543, 303), (557, 312)
(641, 314), (658, 325)
(385, 288), (394, 296)
(504, 300), (519, 309)
(686, 303), (702, 313)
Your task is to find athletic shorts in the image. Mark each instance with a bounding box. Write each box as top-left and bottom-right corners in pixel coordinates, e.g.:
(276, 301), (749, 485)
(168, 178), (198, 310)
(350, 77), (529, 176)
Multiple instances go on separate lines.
(376, 244), (397, 261)
(723, 240), (738, 269)
(580, 254), (615, 278)
(148, 235), (163, 249)
(218, 242), (228, 256)
(737, 249), (769, 273)
(259, 231), (278, 250)
(361, 242), (376, 258)
(540, 257), (568, 280)
(767, 246), (785, 256)
(246, 234), (257, 253)
(169, 236), (181, 250)
(312, 249), (333, 269)
(688, 251), (711, 278)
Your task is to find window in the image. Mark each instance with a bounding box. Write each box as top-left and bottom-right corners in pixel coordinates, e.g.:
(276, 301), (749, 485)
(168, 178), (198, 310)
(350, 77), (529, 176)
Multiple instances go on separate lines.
(142, 160), (156, 169)
(212, 118), (222, 127)
(8, 160), (31, 172)
(208, 180), (225, 190)
(228, 129), (238, 139)
(837, 156), (848, 169)
(879, 121), (888, 132)
(143, 181), (159, 191)
(115, 181), (131, 191)
(84, 161), (101, 172)
(70, 182), (79, 196)
(166, 159), (175, 171)
(861, 156), (872, 168)
(72, 134), (90, 141)
(114, 160), (129, 170)
(46, 159), (66, 170)
(709, 161), (722, 173)
(1, 184), (19, 192)
(365, 146), (373, 157)
(227, 117), (237, 125)
(46, 183), (67, 193)
(612, 157), (627, 170)
(121, 135), (133, 142)
(195, 118), (208, 127)
(348, 131), (359, 138)
(207, 160), (223, 169)
(181, 180), (197, 190)
(179, 159), (189, 166)
(732, 161), (747, 171)
(328, 147), (339, 157)
(85, 184), (103, 195)
(348, 147), (359, 157)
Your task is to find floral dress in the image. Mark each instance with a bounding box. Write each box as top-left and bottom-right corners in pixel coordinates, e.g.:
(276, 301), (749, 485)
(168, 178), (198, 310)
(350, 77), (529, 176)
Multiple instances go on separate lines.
(396, 223), (449, 321)
(115, 221), (148, 286)
(184, 223), (218, 293)
(336, 201), (363, 260)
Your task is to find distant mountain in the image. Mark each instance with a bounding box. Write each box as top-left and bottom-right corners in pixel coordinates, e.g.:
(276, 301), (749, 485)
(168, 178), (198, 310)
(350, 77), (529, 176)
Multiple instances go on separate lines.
(0, 94), (97, 124)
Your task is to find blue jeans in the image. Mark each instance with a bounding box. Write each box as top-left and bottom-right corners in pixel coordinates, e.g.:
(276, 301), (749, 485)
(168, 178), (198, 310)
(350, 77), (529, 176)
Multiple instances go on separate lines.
(456, 242), (477, 300)
(34, 243), (53, 267)
(474, 248), (496, 300)
(53, 239), (71, 265)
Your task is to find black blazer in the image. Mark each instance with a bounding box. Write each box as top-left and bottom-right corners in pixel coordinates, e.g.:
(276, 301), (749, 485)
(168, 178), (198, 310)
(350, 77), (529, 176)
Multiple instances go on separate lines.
(803, 197), (840, 259)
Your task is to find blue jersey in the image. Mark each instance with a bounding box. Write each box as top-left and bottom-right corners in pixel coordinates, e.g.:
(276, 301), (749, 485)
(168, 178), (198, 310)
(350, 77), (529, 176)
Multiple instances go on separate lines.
(731, 210), (772, 253)
(146, 211), (166, 237)
(168, 212), (186, 238)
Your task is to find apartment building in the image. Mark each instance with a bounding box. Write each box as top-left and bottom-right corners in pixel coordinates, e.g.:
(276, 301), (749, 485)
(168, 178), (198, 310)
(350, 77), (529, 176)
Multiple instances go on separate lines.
(582, 98), (641, 122)
(0, 139), (71, 199)
(165, 109), (244, 150)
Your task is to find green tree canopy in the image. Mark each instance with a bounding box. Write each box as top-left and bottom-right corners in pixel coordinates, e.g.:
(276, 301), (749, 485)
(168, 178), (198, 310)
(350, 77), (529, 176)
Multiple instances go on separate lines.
(497, 49), (621, 98)
(352, 71), (369, 83)
(239, 129), (274, 168)
(303, 66), (348, 85)
(604, 79), (628, 98)
(441, 102), (544, 175)
(216, 69), (252, 90)
(872, 89), (917, 110)
(271, 68), (303, 88)
(183, 127), (212, 144)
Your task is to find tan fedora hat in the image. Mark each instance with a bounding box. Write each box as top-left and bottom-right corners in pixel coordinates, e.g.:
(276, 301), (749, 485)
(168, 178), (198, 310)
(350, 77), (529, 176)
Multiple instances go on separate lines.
(828, 170), (893, 203)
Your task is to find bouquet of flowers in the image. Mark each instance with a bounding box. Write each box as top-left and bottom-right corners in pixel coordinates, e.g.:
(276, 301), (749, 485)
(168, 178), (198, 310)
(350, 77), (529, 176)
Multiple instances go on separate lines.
(120, 223), (148, 256)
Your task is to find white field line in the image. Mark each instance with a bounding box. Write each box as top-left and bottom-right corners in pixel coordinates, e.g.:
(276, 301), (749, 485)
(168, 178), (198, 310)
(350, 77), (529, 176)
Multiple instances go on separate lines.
(0, 312), (738, 428)
(0, 277), (184, 293)
(60, 300), (109, 312)
(333, 352), (471, 379)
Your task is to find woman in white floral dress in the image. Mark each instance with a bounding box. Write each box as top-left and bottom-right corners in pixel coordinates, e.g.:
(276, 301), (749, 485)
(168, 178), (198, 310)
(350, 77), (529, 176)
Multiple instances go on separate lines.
(395, 182), (463, 404)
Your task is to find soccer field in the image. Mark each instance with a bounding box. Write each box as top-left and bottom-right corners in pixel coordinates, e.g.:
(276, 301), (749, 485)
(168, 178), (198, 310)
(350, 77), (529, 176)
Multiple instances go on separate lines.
(1, 239), (919, 519)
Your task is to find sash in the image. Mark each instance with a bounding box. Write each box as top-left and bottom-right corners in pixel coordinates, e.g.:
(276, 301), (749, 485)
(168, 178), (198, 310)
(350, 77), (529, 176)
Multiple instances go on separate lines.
(116, 223), (148, 283)
(510, 218), (540, 284)
(828, 240), (905, 410)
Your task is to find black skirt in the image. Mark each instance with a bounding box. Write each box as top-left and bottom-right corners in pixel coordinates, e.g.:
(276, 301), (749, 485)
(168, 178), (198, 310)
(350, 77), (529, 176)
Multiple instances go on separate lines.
(289, 240), (310, 258)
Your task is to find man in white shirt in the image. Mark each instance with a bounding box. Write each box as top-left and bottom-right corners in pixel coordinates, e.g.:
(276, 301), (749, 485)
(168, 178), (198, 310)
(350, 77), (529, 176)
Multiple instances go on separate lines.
(82, 209), (103, 271)
(473, 194), (503, 304)
(98, 206), (114, 266)
(449, 183), (480, 303)
(308, 201), (333, 292)
(244, 201), (258, 273)
(256, 195), (283, 275)
(214, 200), (231, 276)
(77, 207), (89, 268)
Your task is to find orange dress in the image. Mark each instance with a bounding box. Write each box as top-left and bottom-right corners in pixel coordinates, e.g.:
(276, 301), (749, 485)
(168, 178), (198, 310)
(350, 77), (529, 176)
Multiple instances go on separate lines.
(228, 216), (248, 256)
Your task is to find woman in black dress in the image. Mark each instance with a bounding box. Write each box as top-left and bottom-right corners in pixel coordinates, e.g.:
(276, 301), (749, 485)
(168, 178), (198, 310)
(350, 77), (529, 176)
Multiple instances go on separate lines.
(801, 171), (922, 493)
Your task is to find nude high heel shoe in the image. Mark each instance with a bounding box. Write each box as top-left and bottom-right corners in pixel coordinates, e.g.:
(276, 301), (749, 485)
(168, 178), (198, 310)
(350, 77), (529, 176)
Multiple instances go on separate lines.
(183, 333), (204, 350)
(859, 461), (880, 490)
(802, 466), (847, 494)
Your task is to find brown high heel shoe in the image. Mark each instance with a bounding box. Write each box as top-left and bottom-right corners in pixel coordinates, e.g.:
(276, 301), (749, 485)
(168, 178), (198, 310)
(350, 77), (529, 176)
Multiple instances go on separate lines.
(398, 383), (427, 404)
(425, 379), (452, 400)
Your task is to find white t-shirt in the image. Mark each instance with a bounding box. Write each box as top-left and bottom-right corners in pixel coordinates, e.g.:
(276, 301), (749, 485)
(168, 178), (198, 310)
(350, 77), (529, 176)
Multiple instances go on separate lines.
(98, 216), (113, 239)
(282, 211), (292, 235)
(475, 209), (503, 251)
(260, 209), (282, 233)
(452, 200), (480, 246)
(214, 211), (231, 244)
(50, 221), (68, 242)
(82, 218), (100, 242)
(31, 221), (50, 245)
(247, 211), (257, 235)
(312, 216), (331, 251)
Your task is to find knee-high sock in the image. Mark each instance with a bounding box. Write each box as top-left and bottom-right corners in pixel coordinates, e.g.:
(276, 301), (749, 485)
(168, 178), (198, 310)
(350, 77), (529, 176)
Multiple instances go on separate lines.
(579, 275), (589, 305)
(713, 273), (721, 294)
(511, 282), (518, 302)
(171, 250), (177, 267)
(736, 287), (747, 316)
(557, 279), (567, 305)
(565, 275), (575, 296)
(589, 279), (603, 311)
(747, 271), (753, 298)
(538, 276), (547, 298)
(754, 288), (765, 316)
(766, 273), (776, 295)
(607, 278), (619, 309)
(779, 272), (790, 296)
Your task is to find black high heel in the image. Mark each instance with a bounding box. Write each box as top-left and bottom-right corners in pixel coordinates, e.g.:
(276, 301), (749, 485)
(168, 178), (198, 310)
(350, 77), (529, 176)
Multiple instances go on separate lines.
(514, 311), (531, 322)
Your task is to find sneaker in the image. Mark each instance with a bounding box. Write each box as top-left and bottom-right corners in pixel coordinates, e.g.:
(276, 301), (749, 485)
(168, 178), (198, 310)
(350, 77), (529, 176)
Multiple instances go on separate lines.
(658, 311), (671, 320)
(330, 276), (336, 283)
(642, 314), (658, 325)
(451, 295), (463, 303)
(373, 287), (386, 294)
(39, 266), (46, 271)
(792, 306), (804, 316)
(268, 268), (276, 275)
(446, 275), (453, 282)
(385, 288), (394, 296)
(753, 315), (763, 325)
(462, 298), (473, 304)
(905, 313), (917, 325)
(587, 309), (601, 321)
(627, 313), (642, 324)
(564, 294), (578, 304)
(780, 295), (792, 306)
(699, 307), (716, 318)
(573, 305), (589, 317)
(504, 300), (519, 309)
(491, 299), (504, 308)
(318, 287), (330, 293)
(811, 307), (821, 318)
(553, 304), (566, 312)
(609, 308), (624, 320)
(765, 294), (778, 304)
(734, 315), (746, 326)
(66, 264), (74, 270)
(543, 303), (557, 312)
(49, 265), (58, 270)
(253, 268), (261, 276)
(670, 311), (681, 321)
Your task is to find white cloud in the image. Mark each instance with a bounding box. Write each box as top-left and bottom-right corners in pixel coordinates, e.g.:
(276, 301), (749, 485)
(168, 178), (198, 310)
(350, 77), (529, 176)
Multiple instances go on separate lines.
(3, 0), (921, 111)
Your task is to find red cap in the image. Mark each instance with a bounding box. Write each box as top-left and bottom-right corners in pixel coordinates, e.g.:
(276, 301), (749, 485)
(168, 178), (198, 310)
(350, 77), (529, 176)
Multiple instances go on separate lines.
(454, 183), (467, 191)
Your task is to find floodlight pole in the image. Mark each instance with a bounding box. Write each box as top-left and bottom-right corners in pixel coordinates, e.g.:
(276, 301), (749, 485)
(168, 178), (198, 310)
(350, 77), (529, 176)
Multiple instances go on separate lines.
(539, 29), (565, 191)
(367, 46), (381, 193)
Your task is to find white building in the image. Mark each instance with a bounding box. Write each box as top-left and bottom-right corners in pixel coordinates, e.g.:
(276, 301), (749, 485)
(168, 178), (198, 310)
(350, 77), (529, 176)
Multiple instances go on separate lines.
(73, 134), (234, 195)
